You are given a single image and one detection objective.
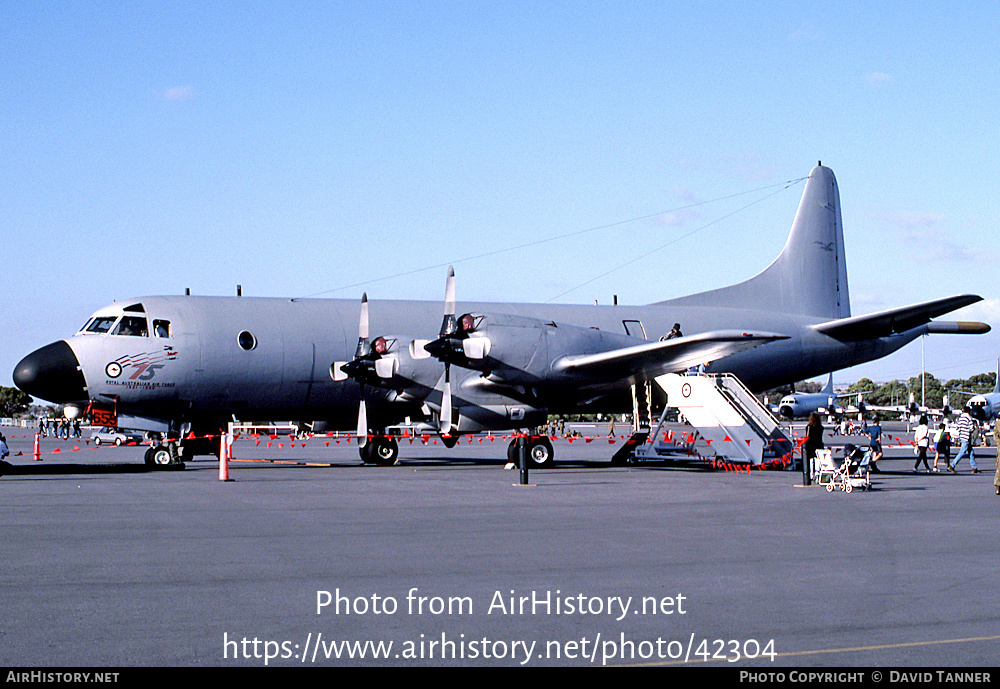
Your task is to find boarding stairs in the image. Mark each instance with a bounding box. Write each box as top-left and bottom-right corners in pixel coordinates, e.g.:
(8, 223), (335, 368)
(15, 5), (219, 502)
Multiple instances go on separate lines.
(633, 373), (794, 465)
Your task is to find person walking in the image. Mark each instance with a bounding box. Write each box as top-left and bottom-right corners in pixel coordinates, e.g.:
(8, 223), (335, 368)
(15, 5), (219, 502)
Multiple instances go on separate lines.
(804, 412), (825, 470)
(993, 422), (1000, 496)
(949, 406), (980, 473)
(913, 415), (931, 472)
(933, 422), (951, 471)
(864, 417), (883, 472)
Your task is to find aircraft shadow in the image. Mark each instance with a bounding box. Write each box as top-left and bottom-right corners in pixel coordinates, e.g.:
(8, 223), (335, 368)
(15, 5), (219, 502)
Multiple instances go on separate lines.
(0, 461), (168, 476)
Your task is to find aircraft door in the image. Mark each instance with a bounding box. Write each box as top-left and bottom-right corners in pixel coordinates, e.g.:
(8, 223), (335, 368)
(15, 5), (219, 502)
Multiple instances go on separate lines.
(280, 341), (321, 409)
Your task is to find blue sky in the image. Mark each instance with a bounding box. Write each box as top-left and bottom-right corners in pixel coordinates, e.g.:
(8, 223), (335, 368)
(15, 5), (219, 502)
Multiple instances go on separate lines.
(3, 2), (999, 391)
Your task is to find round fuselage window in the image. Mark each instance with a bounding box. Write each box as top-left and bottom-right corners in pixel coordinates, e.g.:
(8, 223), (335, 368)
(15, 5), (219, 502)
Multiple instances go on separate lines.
(238, 331), (257, 351)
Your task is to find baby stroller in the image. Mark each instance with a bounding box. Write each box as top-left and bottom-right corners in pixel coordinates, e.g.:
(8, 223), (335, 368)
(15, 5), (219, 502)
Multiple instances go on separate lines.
(827, 443), (872, 493)
(813, 448), (839, 486)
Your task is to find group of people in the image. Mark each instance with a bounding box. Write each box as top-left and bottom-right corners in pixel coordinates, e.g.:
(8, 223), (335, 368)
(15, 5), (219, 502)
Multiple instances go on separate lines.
(911, 415), (954, 472)
(806, 414), (884, 472)
(804, 407), (1000, 495)
(912, 406), (987, 475)
(37, 417), (82, 439)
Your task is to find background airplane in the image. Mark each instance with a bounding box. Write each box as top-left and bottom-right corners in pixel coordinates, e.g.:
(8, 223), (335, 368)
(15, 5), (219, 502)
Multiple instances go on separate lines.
(862, 394), (931, 420)
(953, 360), (1000, 422)
(13, 165), (990, 467)
(773, 374), (851, 419)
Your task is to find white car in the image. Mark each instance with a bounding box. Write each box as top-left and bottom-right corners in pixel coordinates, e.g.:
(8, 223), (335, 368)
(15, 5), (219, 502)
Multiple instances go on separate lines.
(90, 427), (143, 446)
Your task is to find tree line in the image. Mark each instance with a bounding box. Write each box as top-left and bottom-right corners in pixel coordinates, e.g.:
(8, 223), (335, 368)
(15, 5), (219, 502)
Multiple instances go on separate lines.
(846, 372), (996, 409)
(763, 372), (997, 410)
(1, 386), (33, 417)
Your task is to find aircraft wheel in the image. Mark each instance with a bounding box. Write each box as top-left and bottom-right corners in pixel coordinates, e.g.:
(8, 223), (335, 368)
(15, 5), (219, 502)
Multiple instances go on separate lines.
(151, 446), (174, 467)
(370, 437), (399, 466)
(529, 437), (554, 467)
(441, 434), (459, 449)
(507, 438), (519, 464)
(358, 439), (397, 466)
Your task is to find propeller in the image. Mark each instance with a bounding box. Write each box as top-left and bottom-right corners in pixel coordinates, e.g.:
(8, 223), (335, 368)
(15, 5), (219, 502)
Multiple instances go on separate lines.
(331, 293), (397, 447)
(422, 267), (491, 435)
(428, 268), (458, 434)
(333, 269), (491, 440)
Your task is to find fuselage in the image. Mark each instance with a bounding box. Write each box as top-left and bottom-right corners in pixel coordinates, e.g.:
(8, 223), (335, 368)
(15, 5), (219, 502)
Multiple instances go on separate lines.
(776, 392), (843, 420)
(14, 293), (927, 435)
(968, 394), (998, 422)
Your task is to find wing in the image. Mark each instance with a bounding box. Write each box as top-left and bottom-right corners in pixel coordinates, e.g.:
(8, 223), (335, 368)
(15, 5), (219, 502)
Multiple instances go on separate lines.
(551, 330), (788, 384)
(812, 295), (988, 341)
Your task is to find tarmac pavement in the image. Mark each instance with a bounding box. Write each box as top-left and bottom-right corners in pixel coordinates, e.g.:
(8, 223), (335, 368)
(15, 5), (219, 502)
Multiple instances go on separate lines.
(2, 422), (998, 667)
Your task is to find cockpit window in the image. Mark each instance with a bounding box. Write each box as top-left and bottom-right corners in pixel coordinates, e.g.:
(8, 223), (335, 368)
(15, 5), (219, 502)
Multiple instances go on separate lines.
(112, 316), (149, 337)
(86, 317), (118, 334)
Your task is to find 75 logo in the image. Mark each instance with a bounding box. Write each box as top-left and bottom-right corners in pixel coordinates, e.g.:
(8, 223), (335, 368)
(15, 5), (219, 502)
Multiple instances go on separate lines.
(106, 362), (165, 380)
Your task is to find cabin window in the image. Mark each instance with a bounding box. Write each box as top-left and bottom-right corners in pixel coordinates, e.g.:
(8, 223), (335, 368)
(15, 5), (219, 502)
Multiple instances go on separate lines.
(622, 320), (647, 339)
(238, 331), (257, 351)
(112, 316), (149, 337)
(153, 320), (171, 338)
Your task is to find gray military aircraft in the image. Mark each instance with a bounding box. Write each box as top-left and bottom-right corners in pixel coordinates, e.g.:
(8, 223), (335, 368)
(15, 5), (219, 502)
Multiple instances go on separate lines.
(13, 164), (990, 467)
(954, 360), (1000, 422)
(773, 373), (848, 420)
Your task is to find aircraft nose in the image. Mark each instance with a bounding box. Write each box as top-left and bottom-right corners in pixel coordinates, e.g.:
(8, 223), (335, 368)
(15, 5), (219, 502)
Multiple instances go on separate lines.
(13, 341), (88, 403)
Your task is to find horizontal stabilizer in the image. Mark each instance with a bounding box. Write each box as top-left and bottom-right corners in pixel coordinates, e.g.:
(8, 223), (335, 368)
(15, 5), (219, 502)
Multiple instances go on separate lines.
(812, 295), (984, 341)
(553, 330), (788, 383)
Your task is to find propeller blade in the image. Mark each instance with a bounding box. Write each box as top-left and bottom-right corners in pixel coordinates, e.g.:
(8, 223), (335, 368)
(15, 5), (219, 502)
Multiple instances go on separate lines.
(440, 266), (456, 337)
(359, 292), (369, 339)
(357, 394), (368, 447)
(375, 357), (397, 378)
(440, 366), (453, 435)
(331, 361), (348, 381)
(462, 337), (491, 359)
(445, 266), (455, 316)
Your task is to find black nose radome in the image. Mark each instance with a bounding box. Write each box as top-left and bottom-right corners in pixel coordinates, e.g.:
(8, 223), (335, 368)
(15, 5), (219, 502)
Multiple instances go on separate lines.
(13, 341), (88, 404)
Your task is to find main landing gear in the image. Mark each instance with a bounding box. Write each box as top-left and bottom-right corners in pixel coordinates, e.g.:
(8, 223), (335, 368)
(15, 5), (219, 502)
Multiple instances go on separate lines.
(506, 435), (554, 468)
(356, 432), (556, 468)
(359, 436), (399, 466)
(144, 444), (184, 469)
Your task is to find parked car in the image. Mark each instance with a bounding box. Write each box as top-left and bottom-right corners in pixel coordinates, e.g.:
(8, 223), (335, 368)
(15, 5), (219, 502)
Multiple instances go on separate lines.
(90, 427), (143, 446)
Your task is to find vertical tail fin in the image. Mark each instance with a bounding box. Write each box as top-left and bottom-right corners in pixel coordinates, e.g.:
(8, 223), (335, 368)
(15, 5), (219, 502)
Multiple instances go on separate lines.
(822, 372), (834, 395)
(656, 165), (850, 319)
